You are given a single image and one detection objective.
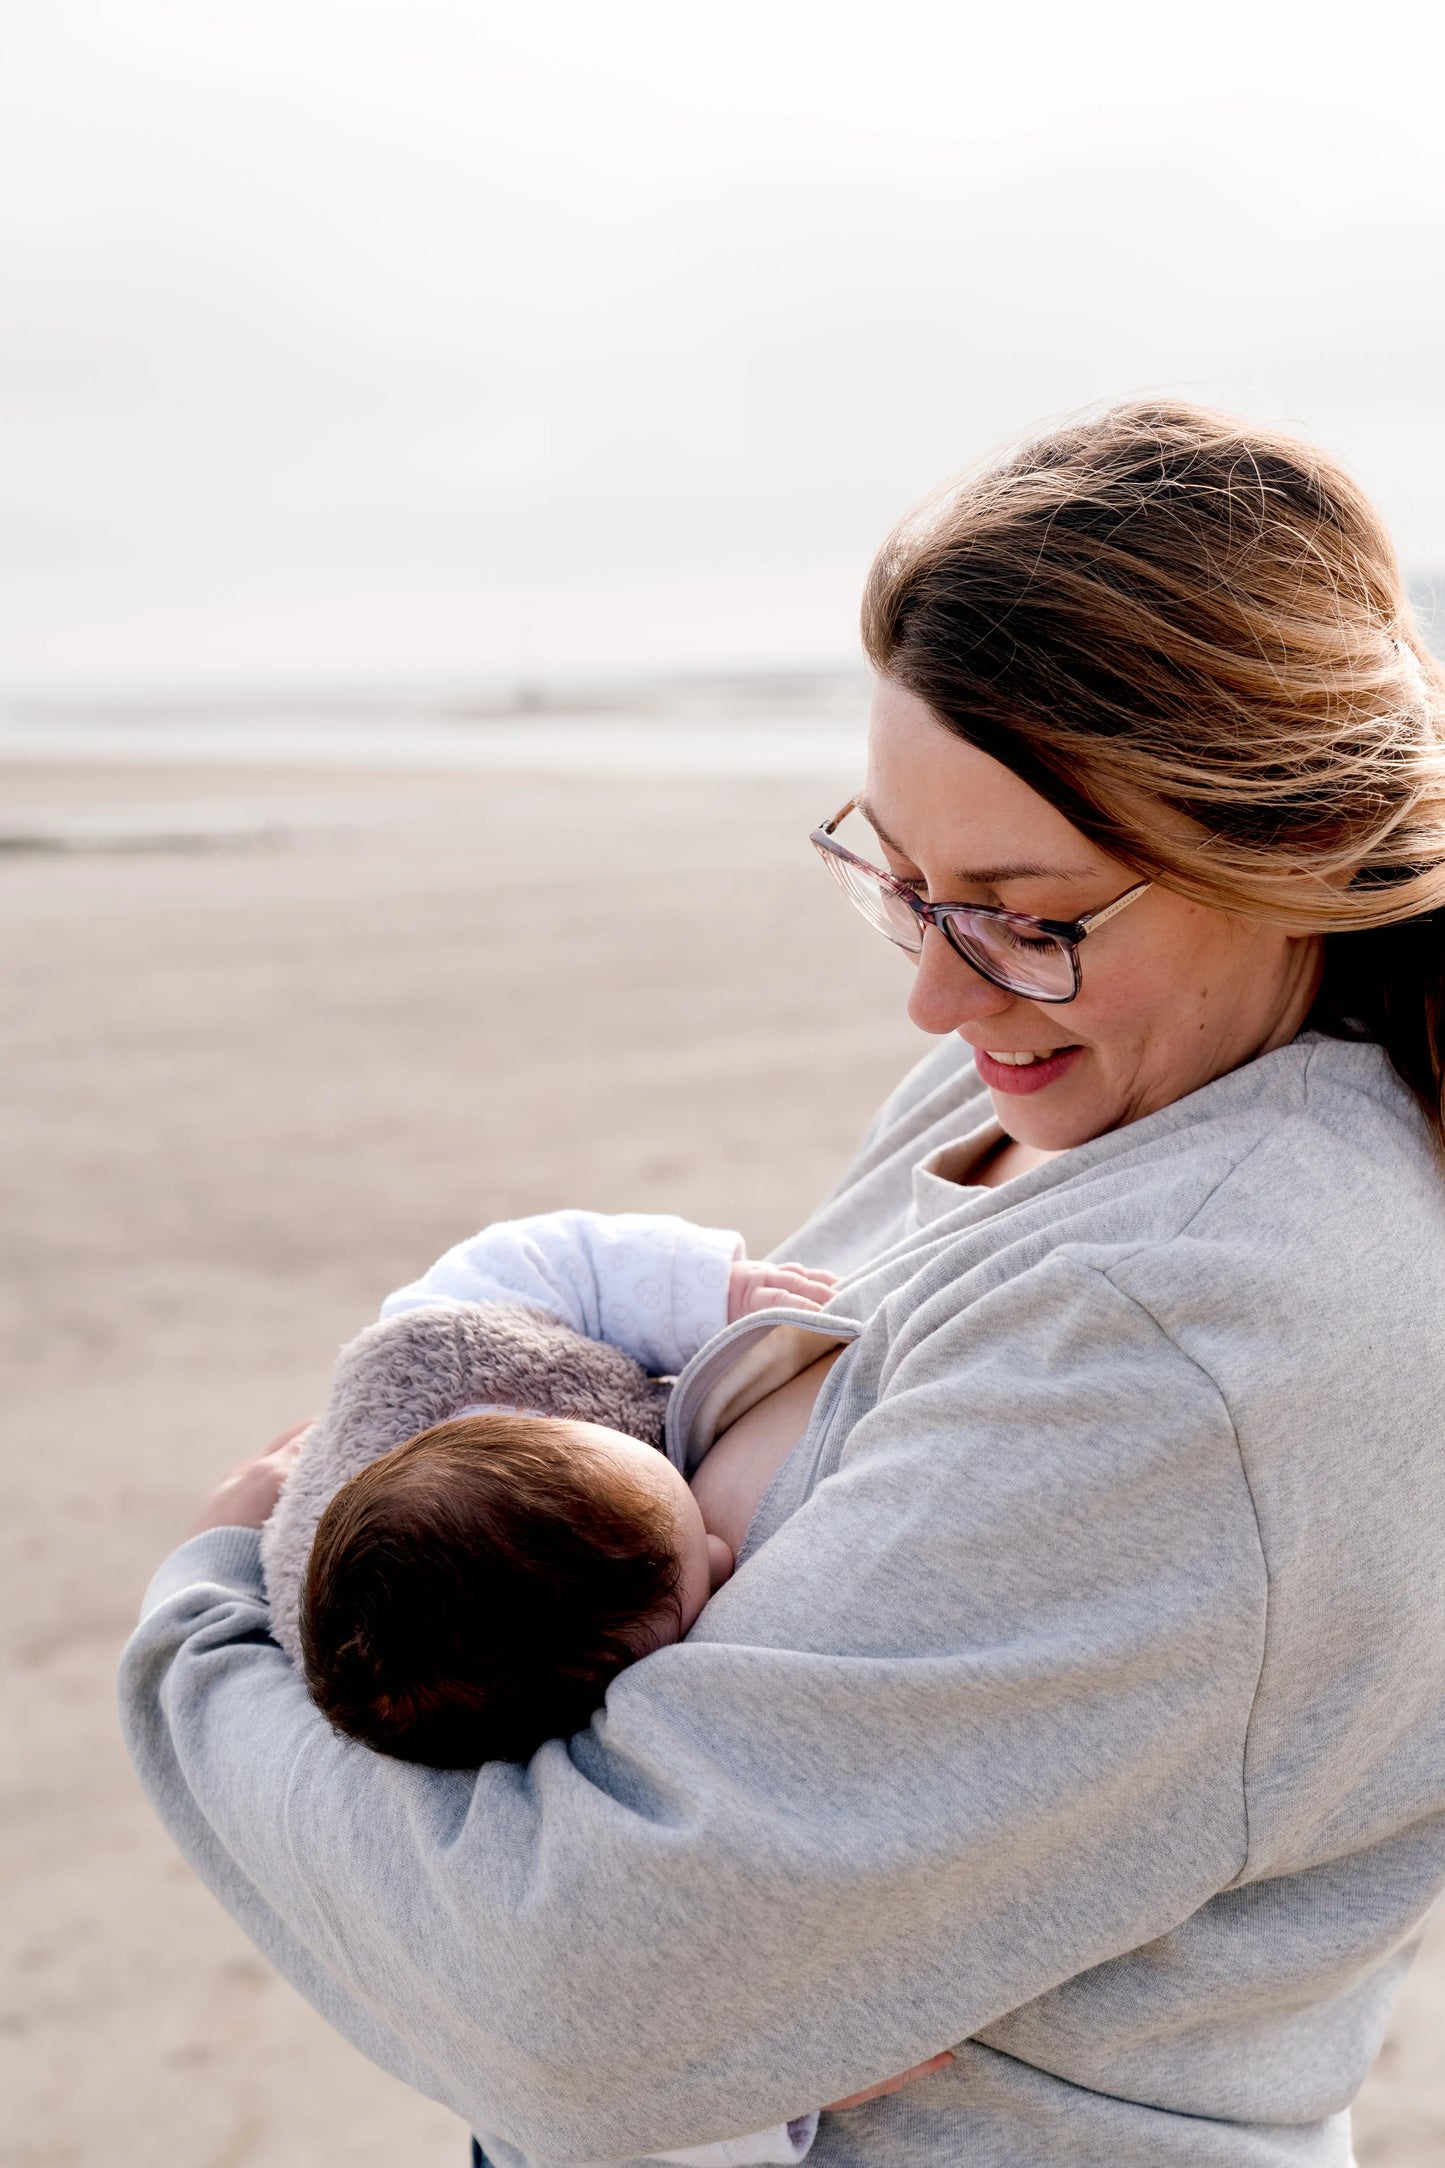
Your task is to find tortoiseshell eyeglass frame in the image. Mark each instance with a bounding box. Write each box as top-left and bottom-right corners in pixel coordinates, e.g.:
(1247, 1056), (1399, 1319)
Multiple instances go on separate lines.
(809, 797), (1152, 1004)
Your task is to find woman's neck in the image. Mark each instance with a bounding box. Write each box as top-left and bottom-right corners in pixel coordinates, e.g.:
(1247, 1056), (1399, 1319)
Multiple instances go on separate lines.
(971, 1135), (1060, 1190)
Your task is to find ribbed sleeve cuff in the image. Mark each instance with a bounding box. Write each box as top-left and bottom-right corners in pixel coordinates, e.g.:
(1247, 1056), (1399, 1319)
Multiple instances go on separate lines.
(666, 1223), (745, 1366)
(140, 1525), (266, 1620)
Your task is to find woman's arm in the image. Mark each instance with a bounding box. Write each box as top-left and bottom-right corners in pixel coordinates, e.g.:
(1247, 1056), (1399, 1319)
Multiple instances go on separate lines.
(119, 1254), (1265, 2162)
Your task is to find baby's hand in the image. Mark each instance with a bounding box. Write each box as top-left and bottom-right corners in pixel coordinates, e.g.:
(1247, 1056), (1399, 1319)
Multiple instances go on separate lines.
(726, 1257), (839, 1323)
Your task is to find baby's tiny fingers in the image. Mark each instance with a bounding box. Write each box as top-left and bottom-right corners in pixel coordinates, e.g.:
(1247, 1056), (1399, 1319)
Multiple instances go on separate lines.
(766, 1264), (839, 1295)
(763, 1281), (834, 1307)
(741, 1281), (821, 1315)
(755, 1282), (826, 1310)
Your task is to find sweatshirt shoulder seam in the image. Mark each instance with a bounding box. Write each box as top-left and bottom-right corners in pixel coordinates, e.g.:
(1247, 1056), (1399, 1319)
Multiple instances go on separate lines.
(1091, 1253), (1269, 1887)
(1093, 1124), (1280, 1278)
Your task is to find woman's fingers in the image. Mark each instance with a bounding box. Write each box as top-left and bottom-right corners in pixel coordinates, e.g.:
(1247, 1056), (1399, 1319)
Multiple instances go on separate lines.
(260, 1419), (316, 1457)
(186, 1422), (315, 1538)
(822, 2052), (955, 2112)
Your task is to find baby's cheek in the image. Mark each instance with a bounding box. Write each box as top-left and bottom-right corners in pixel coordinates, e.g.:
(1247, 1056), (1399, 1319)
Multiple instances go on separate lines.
(674, 1504), (719, 1635)
(706, 1531), (735, 1591)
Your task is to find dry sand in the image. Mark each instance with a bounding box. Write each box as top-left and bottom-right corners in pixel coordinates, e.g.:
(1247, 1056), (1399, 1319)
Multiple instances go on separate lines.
(1, 757), (1440, 2167)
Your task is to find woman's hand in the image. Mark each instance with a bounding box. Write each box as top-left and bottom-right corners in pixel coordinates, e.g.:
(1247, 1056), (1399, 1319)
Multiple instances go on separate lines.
(823, 2051), (954, 2111)
(186, 1421), (313, 1537)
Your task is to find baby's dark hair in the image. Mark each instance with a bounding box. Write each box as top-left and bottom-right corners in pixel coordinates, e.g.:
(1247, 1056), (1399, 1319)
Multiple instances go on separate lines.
(301, 1413), (683, 1767)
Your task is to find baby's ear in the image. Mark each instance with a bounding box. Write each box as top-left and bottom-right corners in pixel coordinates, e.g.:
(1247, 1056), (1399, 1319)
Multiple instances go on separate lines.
(706, 1533), (735, 1591)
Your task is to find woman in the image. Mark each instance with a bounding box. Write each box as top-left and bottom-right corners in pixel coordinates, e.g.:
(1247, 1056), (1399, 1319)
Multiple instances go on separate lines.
(121, 404), (1445, 2168)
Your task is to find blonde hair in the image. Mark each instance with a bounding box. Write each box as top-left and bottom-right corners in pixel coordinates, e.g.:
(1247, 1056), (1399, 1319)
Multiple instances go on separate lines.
(862, 401), (1445, 1137)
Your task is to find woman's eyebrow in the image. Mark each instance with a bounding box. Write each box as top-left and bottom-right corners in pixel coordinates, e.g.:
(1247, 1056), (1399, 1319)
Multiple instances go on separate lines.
(856, 799), (1095, 886)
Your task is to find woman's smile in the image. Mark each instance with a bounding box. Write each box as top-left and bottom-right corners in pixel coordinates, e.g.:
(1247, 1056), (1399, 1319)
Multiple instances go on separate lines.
(972, 1044), (1084, 1093)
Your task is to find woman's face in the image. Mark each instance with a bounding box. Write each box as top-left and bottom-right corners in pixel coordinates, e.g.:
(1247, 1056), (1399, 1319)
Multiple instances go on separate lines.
(864, 681), (1324, 1150)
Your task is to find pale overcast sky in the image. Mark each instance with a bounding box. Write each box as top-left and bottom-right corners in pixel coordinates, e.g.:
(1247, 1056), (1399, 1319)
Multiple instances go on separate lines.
(3, 0), (1444, 691)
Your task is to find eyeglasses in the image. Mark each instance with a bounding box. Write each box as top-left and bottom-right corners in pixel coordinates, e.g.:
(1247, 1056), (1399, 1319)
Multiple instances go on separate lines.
(810, 798), (1151, 1003)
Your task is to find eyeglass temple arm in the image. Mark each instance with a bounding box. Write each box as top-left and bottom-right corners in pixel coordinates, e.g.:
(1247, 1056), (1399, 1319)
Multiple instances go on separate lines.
(1075, 881), (1151, 935)
(819, 802), (1150, 934)
(818, 796), (860, 836)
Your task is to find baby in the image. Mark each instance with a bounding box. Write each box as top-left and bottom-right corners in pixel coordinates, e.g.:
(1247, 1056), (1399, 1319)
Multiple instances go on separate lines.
(261, 1217), (944, 2164)
(263, 1212), (839, 1767)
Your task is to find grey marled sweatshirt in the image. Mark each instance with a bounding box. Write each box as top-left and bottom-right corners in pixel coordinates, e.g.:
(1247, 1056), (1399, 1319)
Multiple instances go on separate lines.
(119, 1033), (1445, 2167)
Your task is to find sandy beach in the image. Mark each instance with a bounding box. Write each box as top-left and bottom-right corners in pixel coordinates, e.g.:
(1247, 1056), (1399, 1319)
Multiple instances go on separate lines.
(3, 753), (1441, 2168)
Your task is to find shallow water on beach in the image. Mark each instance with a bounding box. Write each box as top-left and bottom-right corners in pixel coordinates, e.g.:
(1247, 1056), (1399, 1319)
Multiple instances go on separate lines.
(0, 671), (872, 779)
(0, 709), (869, 777)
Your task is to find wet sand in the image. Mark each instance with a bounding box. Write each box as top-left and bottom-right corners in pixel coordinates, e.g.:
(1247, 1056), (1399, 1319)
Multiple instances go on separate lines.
(2, 758), (1440, 2166)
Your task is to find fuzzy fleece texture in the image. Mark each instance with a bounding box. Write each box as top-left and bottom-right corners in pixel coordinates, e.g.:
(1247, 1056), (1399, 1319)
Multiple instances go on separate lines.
(259, 1300), (671, 1668)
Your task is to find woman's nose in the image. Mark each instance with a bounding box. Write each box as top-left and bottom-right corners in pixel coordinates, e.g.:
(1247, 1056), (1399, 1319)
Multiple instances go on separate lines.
(907, 927), (1016, 1037)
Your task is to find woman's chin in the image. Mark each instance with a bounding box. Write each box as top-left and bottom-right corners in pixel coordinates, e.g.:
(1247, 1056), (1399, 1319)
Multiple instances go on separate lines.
(976, 1045), (1095, 1142)
(985, 1073), (1125, 1153)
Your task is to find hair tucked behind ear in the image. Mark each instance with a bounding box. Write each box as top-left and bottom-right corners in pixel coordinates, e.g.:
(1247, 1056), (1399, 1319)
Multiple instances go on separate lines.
(863, 400), (1445, 1141)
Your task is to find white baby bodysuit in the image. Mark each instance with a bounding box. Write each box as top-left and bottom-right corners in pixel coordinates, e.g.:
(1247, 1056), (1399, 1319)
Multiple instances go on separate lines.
(381, 1209), (745, 1377)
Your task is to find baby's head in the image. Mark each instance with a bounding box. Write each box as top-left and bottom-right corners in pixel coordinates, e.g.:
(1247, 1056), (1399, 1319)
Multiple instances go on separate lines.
(301, 1410), (729, 1767)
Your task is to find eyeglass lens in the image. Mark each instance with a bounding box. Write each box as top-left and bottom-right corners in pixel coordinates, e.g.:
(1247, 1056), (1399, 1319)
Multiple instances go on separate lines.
(821, 851), (925, 951)
(818, 848), (1078, 1000)
(945, 914), (1077, 1000)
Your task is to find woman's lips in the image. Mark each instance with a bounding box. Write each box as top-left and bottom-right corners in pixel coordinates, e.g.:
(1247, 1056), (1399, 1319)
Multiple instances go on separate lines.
(973, 1044), (1085, 1095)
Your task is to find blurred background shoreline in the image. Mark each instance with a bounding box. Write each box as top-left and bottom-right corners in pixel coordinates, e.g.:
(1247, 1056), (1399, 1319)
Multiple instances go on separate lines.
(2, 560), (1440, 778)
(0, 669), (871, 789)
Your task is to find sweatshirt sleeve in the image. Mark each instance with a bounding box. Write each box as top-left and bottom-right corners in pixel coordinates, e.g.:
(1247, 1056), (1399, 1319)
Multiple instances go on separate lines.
(380, 1210), (742, 1375)
(118, 1254), (1266, 2164)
